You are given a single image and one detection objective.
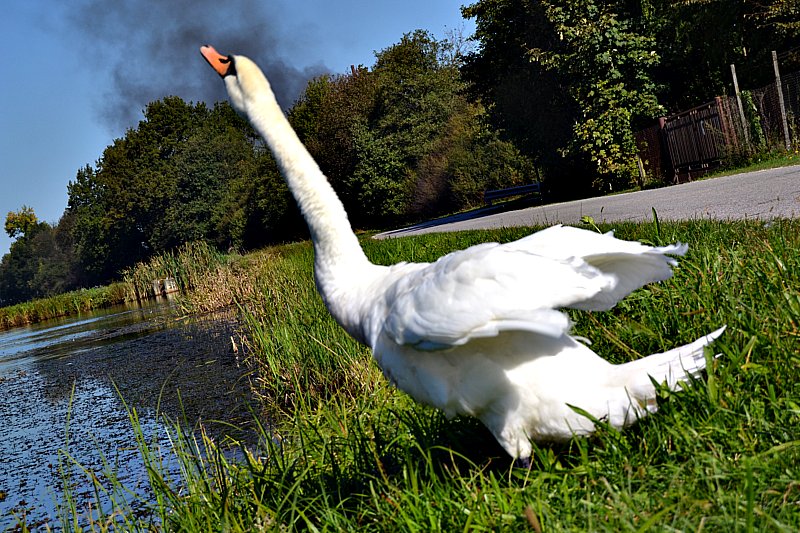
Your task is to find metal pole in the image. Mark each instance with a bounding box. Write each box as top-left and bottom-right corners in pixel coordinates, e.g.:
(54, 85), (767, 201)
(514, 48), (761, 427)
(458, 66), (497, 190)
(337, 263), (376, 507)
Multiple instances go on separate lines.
(773, 50), (792, 151)
(730, 63), (750, 146)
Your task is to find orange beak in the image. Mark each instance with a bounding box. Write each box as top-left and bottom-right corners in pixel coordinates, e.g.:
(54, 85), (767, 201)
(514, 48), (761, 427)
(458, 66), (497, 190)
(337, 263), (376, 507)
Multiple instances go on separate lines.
(200, 45), (233, 77)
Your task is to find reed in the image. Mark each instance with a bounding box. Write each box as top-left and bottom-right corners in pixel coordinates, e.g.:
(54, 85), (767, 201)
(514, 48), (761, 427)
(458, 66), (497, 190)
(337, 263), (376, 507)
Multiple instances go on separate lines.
(0, 283), (131, 331)
(173, 248), (277, 316)
(235, 243), (379, 411)
(121, 241), (228, 302)
(0, 241), (231, 331)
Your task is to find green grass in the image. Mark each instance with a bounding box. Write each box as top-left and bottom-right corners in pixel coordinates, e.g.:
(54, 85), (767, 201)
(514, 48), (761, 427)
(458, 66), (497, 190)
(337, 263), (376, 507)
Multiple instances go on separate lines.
(122, 240), (231, 305)
(704, 149), (800, 180)
(0, 283), (131, 331)
(0, 241), (234, 331)
(20, 219), (800, 531)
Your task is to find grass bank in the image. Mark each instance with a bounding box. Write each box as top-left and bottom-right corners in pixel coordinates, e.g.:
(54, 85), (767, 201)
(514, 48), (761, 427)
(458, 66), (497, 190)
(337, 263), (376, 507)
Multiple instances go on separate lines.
(706, 149), (800, 180)
(0, 242), (233, 332)
(0, 283), (130, 331)
(20, 219), (800, 530)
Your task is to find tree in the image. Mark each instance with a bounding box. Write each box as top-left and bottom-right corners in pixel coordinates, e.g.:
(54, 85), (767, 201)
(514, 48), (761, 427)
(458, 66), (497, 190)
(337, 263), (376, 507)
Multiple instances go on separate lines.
(289, 69), (380, 222)
(5, 206), (38, 239)
(66, 165), (112, 283)
(463, 0), (584, 194)
(291, 29), (537, 223)
(646, 0), (800, 110)
(530, 0), (663, 190)
(463, 0), (662, 193)
(0, 217), (69, 305)
(463, 0), (800, 193)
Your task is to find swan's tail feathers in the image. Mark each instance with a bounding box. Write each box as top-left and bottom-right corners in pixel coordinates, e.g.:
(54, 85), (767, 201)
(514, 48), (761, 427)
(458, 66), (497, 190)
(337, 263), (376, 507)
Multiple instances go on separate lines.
(619, 326), (726, 409)
(511, 225), (688, 311)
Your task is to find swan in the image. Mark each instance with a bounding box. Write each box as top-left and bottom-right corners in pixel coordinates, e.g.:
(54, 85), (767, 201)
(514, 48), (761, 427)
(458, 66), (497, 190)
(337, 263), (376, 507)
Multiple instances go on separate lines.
(200, 45), (724, 463)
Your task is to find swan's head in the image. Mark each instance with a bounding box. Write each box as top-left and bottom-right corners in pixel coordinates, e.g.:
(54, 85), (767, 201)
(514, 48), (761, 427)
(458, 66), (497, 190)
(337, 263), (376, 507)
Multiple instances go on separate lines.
(200, 45), (275, 115)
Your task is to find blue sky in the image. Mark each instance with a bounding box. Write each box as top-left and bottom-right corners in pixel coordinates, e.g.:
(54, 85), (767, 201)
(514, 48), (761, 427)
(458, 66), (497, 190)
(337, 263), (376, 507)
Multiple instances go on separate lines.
(0, 0), (474, 256)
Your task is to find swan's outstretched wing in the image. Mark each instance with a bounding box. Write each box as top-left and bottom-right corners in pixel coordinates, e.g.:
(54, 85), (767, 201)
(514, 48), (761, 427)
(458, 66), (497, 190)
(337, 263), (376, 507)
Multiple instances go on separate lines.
(508, 225), (687, 311)
(382, 226), (687, 350)
(381, 241), (613, 350)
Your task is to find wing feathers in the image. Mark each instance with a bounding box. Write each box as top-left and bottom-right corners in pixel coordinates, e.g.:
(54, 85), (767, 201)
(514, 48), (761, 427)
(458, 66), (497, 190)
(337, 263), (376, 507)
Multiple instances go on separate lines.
(510, 225), (688, 311)
(381, 225), (687, 350)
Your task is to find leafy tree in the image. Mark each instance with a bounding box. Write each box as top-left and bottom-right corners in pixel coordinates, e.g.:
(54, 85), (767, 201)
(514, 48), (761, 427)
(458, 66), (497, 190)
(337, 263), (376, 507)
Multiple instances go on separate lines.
(64, 97), (290, 283)
(530, 0), (663, 189)
(5, 206), (39, 239)
(0, 206), (82, 305)
(0, 218), (59, 304)
(443, 109), (537, 209)
(644, 0), (799, 109)
(292, 29), (537, 222)
(289, 69), (379, 221)
(463, 0), (662, 193)
(463, 0), (583, 193)
(350, 122), (410, 220)
(151, 104), (258, 251)
(65, 97), (210, 282)
(463, 0), (799, 193)
(66, 165), (111, 283)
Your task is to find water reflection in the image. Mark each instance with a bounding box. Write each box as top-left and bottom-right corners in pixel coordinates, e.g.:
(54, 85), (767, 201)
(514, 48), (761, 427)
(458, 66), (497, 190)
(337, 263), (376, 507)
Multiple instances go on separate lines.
(0, 302), (257, 528)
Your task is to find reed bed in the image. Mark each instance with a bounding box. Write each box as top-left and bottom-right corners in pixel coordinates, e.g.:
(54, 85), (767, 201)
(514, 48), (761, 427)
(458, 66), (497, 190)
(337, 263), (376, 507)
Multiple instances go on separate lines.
(173, 248), (278, 316)
(122, 241), (229, 302)
(0, 241), (231, 331)
(0, 283), (130, 331)
(16, 219), (800, 531)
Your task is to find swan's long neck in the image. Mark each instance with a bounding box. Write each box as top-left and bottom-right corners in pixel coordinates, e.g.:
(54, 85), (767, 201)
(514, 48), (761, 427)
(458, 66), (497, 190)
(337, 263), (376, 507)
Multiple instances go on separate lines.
(235, 72), (382, 344)
(243, 85), (368, 268)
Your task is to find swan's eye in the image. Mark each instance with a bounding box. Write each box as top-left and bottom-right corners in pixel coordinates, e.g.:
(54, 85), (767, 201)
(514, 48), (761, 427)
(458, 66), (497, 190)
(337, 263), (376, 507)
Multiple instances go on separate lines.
(222, 55), (236, 76)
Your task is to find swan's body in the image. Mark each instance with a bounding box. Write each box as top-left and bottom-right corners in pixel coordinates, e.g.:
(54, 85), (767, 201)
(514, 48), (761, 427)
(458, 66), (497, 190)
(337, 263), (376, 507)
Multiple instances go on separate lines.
(201, 46), (724, 460)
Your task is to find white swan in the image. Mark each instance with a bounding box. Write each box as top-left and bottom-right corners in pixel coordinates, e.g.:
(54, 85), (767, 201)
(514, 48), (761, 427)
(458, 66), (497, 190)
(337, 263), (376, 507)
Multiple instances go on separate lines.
(200, 45), (724, 463)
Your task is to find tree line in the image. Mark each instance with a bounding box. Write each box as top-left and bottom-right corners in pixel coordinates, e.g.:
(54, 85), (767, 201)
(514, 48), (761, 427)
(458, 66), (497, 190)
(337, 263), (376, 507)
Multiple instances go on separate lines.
(2, 0), (797, 306)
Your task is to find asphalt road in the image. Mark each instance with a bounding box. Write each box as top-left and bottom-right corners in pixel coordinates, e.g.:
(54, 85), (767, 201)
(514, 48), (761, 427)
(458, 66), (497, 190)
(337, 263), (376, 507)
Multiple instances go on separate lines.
(378, 164), (800, 238)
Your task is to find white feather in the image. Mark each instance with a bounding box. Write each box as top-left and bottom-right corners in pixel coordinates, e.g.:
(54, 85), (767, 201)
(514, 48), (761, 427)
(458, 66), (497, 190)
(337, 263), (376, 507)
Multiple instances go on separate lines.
(206, 51), (725, 460)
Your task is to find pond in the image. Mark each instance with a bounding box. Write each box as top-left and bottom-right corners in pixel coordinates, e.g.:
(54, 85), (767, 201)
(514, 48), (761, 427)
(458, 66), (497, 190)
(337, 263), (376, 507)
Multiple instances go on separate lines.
(0, 301), (258, 529)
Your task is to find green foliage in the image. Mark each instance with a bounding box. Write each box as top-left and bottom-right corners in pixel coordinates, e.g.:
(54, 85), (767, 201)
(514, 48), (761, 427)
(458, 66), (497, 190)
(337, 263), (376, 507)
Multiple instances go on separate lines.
(646, 0), (800, 110)
(0, 213), (81, 305)
(740, 90), (767, 150)
(463, 0), (800, 193)
(0, 283), (130, 330)
(463, 0), (582, 192)
(351, 122), (411, 220)
(65, 98), (301, 286)
(441, 110), (537, 208)
(4, 205), (38, 239)
(291, 30), (538, 224)
(531, 0), (663, 189)
(67, 97), (210, 282)
(464, 0), (663, 193)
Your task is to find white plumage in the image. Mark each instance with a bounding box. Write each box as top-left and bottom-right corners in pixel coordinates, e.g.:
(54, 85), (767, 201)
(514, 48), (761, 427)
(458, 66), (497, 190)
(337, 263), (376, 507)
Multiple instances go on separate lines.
(201, 46), (724, 461)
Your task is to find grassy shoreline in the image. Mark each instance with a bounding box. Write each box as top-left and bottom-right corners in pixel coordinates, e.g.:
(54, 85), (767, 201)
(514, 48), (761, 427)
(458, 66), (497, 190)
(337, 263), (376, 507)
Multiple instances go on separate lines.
(0, 242), (233, 332)
(20, 218), (799, 531)
(0, 283), (132, 331)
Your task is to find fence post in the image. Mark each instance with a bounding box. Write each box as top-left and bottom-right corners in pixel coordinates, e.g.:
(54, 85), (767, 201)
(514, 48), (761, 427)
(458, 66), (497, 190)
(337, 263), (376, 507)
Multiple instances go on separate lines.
(772, 50), (792, 151)
(730, 63), (751, 146)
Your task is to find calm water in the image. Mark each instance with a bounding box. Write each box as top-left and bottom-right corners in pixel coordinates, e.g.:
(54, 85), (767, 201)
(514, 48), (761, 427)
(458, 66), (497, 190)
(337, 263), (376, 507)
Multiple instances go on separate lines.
(0, 302), (257, 529)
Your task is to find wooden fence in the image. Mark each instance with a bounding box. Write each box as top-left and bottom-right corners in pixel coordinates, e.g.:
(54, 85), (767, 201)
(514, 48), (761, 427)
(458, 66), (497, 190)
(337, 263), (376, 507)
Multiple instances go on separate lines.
(637, 67), (798, 183)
